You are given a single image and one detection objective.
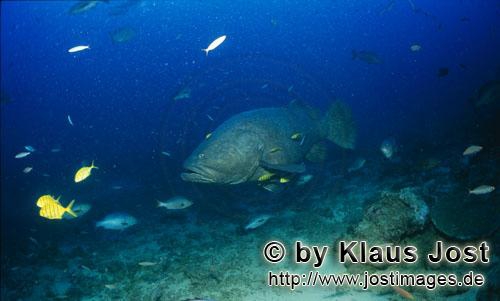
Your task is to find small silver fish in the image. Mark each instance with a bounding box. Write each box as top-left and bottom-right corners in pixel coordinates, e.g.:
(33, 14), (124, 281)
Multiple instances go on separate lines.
(348, 158), (366, 173)
(244, 214), (272, 230)
(380, 137), (397, 159)
(410, 44), (422, 52)
(206, 114), (214, 121)
(161, 151), (171, 157)
(299, 135), (306, 146)
(173, 88), (191, 100)
(296, 174), (313, 185)
(24, 145), (35, 152)
(68, 45), (90, 53)
(23, 167), (33, 174)
(202, 35), (227, 56)
(96, 213), (137, 230)
(15, 152), (31, 159)
(469, 185), (495, 195)
(463, 145), (482, 156)
(67, 115), (74, 126)
(29, 237), (39, 246)
(262, 183), (283, 193)
(157, 196), (193, 210)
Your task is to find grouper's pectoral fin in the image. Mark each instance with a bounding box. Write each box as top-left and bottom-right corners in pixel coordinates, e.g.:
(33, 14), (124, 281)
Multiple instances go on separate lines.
(259, 161), (306, 173)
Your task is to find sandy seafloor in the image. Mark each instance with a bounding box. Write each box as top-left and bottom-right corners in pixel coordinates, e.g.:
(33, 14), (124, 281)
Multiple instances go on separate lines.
(1, 153), (496, 301)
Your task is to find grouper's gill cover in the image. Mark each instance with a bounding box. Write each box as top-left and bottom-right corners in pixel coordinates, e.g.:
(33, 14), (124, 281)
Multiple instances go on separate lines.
(182, 114), (266, 184)
(181, 101), (356, 185)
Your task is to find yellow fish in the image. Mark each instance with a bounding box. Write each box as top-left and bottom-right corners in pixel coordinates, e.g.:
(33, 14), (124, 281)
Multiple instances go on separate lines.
(290, 133), (302, 140)
(258, 172), (275, 182)
(39, 199), (77, 220)
(269, 147), (282, 153)
(279, 177), (290, 183)
(205, 132), (212, 139)
(74, 161), (98, 183)
(36, 194), (59, 208)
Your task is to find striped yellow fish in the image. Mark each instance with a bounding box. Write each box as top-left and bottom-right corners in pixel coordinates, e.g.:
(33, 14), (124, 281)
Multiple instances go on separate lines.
(39, 199), (77, 220)
(290, 133), (302, 140)
(74, 161), (98, 183)
(279, 177), (290, 183)
(36, 195), (59, 208)
(258, 172), (275, 182)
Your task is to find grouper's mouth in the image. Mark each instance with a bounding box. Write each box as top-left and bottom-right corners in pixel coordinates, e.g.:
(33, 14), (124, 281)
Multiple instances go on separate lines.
(180, 165), (217, 183)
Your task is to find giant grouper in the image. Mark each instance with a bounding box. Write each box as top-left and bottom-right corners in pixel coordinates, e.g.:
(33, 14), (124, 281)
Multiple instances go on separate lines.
(181, 100), (356, 188)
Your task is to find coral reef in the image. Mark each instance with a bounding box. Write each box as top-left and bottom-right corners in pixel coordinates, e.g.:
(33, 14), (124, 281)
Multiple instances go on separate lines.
(347, 187), (429, 244)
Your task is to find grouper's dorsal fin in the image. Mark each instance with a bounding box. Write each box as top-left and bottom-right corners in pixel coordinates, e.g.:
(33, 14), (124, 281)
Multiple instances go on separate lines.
(288, 99), (321, 120)
(260, 161), (306, 173)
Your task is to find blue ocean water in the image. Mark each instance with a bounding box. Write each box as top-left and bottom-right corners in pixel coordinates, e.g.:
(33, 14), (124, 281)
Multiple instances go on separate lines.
(1, 1), (499, 300)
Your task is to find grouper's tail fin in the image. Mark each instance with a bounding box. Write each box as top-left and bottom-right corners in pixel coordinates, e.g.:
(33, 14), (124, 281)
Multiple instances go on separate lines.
(321, 100), (356, 149)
